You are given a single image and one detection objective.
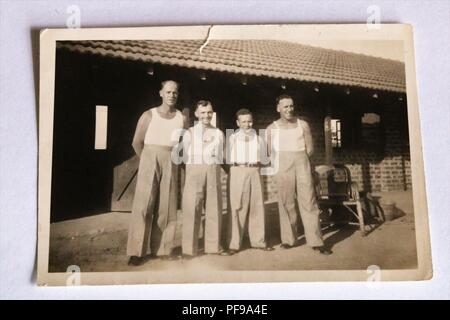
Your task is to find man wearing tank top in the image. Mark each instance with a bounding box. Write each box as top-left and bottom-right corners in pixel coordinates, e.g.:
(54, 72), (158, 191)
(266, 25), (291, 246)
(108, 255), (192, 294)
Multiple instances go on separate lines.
(266, 94), (332, 255)
(181, 100), (226, 258)
(127, 80), (187, 266)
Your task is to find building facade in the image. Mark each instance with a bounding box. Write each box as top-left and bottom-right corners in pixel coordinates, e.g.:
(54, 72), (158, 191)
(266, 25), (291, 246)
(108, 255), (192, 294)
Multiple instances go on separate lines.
(51, 40), (409, 221)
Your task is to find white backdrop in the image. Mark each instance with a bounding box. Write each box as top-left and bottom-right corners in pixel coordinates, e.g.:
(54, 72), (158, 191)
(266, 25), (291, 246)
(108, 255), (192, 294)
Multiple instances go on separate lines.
(0, 0), (449, 299)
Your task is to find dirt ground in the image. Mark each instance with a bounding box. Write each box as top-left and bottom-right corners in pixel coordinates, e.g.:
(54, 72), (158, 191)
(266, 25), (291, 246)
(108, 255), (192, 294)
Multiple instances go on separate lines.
(48, 191), (417, 272)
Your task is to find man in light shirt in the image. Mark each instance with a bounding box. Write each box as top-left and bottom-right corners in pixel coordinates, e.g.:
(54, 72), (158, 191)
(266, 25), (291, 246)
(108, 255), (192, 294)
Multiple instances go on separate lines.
(181, 100), (226, 257)
(266, 94), (332, 255)
(224, 109), (274, 255)
(126, 80), (187, 266)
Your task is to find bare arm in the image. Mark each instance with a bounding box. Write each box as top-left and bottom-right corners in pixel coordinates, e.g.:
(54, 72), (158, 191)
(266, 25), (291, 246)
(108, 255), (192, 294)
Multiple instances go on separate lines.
(177, 114), (190, 167)
(259, 123), (277, 176)
(265, 123), (274, 158)
(302, 120), (314, 157)
(132, 111), (151, 157)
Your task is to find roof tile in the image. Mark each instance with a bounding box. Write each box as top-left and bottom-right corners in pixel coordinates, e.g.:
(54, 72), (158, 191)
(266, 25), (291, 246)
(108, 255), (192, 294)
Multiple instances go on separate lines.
(57, 40), (406, 92)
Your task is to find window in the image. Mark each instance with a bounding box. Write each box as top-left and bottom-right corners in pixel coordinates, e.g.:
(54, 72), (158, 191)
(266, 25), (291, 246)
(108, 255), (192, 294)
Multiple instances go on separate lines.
(360, 112), (382, 149)
(331, 119), (342, 148)
(95, 105), (108, 150)
(327, 112), (383, 151)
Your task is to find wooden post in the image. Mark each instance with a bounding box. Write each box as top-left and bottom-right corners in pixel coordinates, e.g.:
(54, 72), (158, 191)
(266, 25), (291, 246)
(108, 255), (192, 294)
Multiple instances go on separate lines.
(324, 104), (333, 166)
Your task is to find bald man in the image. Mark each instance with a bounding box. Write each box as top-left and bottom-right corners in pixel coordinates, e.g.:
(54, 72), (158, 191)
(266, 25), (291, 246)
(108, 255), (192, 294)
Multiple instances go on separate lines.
(127, 80), (187, 265)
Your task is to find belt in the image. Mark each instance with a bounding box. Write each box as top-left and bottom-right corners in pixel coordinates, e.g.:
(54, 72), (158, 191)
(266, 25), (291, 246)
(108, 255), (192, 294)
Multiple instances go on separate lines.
(232, 163), (260, 168)
(144, 144), (173, 151)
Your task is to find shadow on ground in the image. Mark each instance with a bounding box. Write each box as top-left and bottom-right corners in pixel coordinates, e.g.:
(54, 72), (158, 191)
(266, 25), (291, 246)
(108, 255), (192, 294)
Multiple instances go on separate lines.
(48, 191), (417, 272)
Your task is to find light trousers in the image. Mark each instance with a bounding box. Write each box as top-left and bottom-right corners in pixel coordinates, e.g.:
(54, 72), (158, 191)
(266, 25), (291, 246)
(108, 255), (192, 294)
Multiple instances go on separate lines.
(126, 145), (178, 257)
(182, 164), (222, 255)
(275, 151), (323, 247)
(228, 166), (266, 250)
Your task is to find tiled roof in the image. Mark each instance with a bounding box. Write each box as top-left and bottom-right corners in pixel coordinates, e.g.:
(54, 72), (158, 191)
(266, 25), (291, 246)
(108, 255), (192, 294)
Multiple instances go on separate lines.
(57, 40), (406, 92)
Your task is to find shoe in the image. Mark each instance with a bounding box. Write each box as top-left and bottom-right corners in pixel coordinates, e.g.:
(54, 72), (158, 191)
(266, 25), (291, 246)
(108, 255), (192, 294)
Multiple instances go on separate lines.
(162, 253), (180, 261)
(258, 246), (274, 251)
(280, 243), (293, 249)
(127, 256), (145, 266)
(220, 249), (238, 256)
(181, 254), (195, 260)
(209, 249), (225, 255)
(128, 254), (157, 265)
(312, 246), (333, 255)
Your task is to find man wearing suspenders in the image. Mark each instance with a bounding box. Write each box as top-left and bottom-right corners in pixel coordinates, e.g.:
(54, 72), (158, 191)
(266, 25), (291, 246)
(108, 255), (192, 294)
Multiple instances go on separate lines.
(181, 100), (225, 257)
(127, 80), (187, 266)
(266, 94), (332, 255)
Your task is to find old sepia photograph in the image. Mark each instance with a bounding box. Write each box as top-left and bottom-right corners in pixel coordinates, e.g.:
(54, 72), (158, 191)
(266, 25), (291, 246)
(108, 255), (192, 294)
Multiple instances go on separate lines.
(37, 25), (432, 285)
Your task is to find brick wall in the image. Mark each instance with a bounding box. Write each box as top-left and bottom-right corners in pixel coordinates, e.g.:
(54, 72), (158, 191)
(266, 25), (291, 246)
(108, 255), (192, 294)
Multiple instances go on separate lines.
(219, 99), (411, 205)
(378, 104), (411, 192)
(311, 102), (411, 193)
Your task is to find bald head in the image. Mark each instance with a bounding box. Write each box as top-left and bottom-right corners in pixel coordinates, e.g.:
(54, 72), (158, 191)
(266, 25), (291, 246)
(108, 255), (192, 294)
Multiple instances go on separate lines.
(277, 95), (295, 121)
(160, 80), (179, 90)
(159, 80), (179, 107)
